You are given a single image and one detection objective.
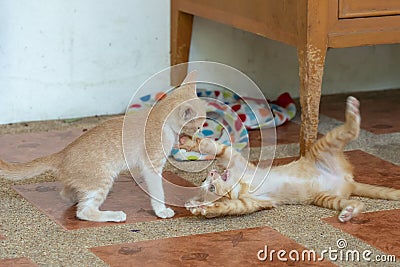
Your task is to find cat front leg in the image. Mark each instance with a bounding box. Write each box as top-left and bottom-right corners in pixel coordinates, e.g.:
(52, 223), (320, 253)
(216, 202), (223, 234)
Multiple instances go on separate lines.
(185, 199), (212, 216)
(179, 134), (201, 152)
(191, 197), (274, 218)
(141, 168), (175, 218)
(179, 135), (220, 155)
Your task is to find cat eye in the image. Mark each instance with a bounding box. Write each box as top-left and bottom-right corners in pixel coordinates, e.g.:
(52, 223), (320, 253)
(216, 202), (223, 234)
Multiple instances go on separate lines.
(209, 184), (215, 192)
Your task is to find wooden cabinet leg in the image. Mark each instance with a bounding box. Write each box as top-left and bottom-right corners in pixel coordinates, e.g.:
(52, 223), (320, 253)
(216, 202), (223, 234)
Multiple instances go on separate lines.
(296, 0), (329, 155)
(171, 0), (194, 86)
(297, 46), (327, 156)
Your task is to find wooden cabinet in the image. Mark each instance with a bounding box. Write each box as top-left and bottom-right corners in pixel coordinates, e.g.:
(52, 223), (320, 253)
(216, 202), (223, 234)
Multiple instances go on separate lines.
(171, 0), (400, 155)
(339, 0), (400, 18)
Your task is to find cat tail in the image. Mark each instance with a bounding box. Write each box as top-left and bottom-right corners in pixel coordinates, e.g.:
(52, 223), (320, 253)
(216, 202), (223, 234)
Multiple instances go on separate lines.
(352, 182), (400, 200)
(0, 153), (62, 181)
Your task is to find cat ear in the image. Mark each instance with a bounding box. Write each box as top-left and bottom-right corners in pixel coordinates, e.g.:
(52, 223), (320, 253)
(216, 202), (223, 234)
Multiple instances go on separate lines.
(180, 70), (197, 96)
(182, 70), (197, 84)
(221, 169), (230, 181)
(179, 103), (197, 120)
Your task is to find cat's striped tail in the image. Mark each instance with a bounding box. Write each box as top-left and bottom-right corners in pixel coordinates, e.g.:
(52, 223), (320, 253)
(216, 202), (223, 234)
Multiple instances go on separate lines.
(0, 153), (62, 181)
(352, 182), (400, 200)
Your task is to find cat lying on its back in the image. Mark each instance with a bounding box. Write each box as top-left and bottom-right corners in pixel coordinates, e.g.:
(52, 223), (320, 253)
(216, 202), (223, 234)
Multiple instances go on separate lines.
(0, 71), (206, 222)
(181, 97), (400, 222)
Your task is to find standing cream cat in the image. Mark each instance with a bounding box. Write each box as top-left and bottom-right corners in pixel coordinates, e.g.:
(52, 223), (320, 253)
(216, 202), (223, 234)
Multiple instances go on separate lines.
(0, 72), (206, 222)
(181, 97), (400, 222)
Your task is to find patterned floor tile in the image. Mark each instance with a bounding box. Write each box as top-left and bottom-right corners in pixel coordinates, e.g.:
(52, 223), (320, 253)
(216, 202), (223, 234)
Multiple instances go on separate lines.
(320, 90), (400, 134)
(323, 210), (400, 258)
(0, 257), (38, 267)
(90, 227), (334, 266)
(13, 172), (194, 230)
(0, 129), (84, 162)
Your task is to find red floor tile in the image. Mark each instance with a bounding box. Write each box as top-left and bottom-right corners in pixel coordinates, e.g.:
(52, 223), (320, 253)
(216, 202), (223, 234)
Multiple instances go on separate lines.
(13, 172), (194, 230)
(347, 150), (400, 189)
(0, 234), (5, 240)
(323, 210), (400, 258)
(322, 151), (400, 258)
(249, 121), (324, 148)
(0, 129), (84, 163)
(0, 257), (38, 267)
(268, 150), (400, 188)
(249, 122), (301, 147)
(320, 90), (400, 134)
(90, 227), (334, 266)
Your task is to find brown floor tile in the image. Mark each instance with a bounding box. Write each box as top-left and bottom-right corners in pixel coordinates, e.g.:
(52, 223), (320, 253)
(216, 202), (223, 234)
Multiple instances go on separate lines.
(320, 89), (400, 134)
(0, 257), (38, 267)
(346, 150), (400, 189)
(90, 226), (334, 266)
(0, 129), (84, 162)
(323, 210), (400, 258)
(249, 121), (324, 147)
(12, 172), (194, 230)
(249, 122), (301, 147)
(315, 150), (400, 259)
(269, 150), (400, 188)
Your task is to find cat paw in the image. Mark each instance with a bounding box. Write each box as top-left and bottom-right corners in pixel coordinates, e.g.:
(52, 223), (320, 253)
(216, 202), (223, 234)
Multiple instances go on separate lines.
(198, 138), (218, 155)
(338, 206), (354, 222)
(155, 207), (175, 219)
(188, 206), (205, 216)
(179, 135), (199, 151)
(76, 209), (127, 222)
(346, 96), (360, 118)
(111, 211), (127, 222)
(187, 203), (217, 216)
(185, 200), (204, 209)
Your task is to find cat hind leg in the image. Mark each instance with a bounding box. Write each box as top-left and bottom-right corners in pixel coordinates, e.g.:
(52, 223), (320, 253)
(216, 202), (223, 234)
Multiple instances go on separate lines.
(60, 185), (78, 204)
(338, 204), (363, 223)
(312, 192), (364, 223)
(344, 96), (360, 139)
(76, 188), (126, 222)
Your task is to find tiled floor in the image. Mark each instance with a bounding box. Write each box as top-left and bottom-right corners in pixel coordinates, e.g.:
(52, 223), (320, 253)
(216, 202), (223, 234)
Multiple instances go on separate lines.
(0, 129), (84, 163)
(90, 227), (334, 266)
(249, 121), (302, 146)
(320, 90), (400, 134)
(323, 209), (400, 258)
(346, 150), (400, 189)
(0, 90), (399, 266)
(0, 257), (38, 267)
(12, 172), (194, 230)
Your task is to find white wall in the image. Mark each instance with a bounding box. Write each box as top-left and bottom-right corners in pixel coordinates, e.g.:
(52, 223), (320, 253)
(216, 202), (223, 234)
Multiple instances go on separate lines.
(0, 0), (169, 124)
(1, 2), (399, 124)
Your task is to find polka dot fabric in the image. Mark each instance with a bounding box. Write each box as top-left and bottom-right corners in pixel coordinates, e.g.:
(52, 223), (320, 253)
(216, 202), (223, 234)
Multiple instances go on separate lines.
(127, 89), (296, 161)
